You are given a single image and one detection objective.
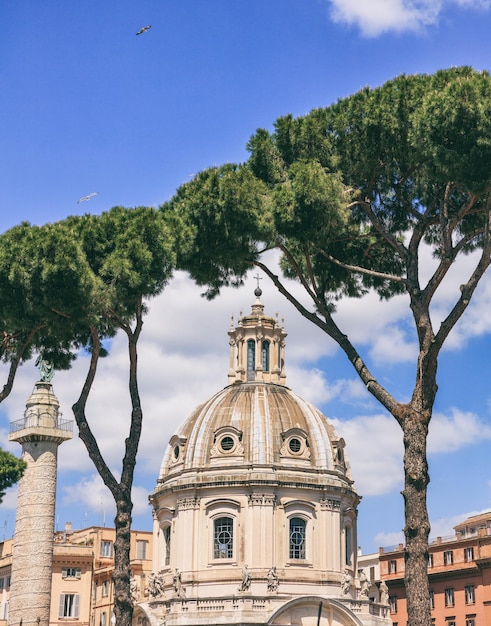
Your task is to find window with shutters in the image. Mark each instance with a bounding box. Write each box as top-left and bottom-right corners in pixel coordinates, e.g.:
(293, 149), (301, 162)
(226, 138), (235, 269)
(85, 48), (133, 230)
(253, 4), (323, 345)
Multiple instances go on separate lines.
(59, 593), (80, 618)
(444, 588), (455, 607)
(136, 540), (147, 560)
(444, 550), (454, 565)
(465, 585), (475, 604)
(100, 541), (113, 558)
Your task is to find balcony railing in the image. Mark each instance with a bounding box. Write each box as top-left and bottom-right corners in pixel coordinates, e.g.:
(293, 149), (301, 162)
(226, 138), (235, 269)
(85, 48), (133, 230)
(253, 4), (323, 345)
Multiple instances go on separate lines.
(9, 415), (73, 434)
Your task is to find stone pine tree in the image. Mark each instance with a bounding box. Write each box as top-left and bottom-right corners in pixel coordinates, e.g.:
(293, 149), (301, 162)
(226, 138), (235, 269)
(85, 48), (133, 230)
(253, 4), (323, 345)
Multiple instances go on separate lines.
(0, 206), (182, 626)
(166, 67), (491, 626)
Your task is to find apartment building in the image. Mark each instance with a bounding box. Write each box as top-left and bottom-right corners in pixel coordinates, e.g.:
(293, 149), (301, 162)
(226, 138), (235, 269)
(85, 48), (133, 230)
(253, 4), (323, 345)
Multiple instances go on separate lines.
(0, 525), (152, 626)
(379, 511), (491, 626)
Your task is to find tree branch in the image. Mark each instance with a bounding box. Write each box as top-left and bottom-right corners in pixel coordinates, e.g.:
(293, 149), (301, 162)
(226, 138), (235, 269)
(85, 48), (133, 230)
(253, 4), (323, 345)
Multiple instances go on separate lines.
(277, 241), (320, 304)
(434, 199), (491, 352)
(72, 325), (120, 496)
(0, 325), (44, 403)
(315, 247), (405, 285)
(119, 297), (144, 491)
(254, 260), (403, 422)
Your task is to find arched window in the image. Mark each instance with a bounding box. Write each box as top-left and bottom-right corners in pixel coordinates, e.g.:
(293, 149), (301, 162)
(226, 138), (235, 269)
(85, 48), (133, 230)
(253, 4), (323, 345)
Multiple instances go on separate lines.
(289, 517), (306, 559)
(345, 525), (353, 566)
(164, 526), (171, 566)
(214, 517), (233, 559)
(247, 340), (255, 380)
(262, 340), (270, 371)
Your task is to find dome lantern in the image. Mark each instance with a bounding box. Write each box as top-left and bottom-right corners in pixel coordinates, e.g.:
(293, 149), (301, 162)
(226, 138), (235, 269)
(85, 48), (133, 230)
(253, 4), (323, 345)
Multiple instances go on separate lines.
(228, 279), (287, 385)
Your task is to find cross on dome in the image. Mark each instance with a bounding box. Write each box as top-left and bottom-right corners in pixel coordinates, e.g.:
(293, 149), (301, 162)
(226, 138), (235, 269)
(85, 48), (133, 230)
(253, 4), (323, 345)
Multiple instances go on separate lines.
(253, 273), (263, 298)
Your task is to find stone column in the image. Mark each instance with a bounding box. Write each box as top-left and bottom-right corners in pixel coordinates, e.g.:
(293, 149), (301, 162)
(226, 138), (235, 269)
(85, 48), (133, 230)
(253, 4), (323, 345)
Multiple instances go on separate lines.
(8, 381), (72, 626)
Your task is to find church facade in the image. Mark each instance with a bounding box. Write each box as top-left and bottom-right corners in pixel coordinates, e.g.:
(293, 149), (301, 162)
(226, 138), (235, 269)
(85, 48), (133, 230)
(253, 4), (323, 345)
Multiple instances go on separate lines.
(135, 288), (391, 626)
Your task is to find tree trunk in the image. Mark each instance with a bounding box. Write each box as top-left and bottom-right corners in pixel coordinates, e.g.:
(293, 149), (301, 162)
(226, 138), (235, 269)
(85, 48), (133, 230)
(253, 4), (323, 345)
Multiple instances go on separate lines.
(400, 405), (431, 626)
(112, 494), (134, 626)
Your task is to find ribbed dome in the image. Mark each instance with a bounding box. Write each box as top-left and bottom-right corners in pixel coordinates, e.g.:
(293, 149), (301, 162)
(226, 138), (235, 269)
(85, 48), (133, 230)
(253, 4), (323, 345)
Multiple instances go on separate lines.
(159, 381), (352, 481)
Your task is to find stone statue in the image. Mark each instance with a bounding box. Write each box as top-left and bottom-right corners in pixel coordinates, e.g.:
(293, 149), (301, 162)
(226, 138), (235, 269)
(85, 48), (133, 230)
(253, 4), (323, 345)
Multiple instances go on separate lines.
(147, 571), (165, 598)
(35, 355), (54, 382)
(267, 566), (279, 592)
(238, 564), (251, 592)
(359, 569), (369, 598)
(341, 568), (352, 596)
(379, 580), (389, 605)
(173, 568), (185, 598)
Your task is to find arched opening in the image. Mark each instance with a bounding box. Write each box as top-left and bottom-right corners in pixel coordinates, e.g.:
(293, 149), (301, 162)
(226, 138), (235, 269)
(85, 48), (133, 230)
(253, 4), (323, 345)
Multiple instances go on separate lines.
(247, 340), (255, 380)
(262, 340), (270, 371)
(164, 525), (171, 566)
(345, 525), (353, 566)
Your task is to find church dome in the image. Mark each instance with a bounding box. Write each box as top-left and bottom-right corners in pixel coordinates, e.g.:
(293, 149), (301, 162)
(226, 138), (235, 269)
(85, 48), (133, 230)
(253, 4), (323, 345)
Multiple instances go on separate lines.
(157, 287), (353, 490)
(159, 382), (351, 481)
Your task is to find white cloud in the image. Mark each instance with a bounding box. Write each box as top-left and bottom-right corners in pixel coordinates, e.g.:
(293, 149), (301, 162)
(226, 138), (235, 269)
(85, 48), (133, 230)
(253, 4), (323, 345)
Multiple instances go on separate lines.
(0, 485), (18, 512)
(372, 508), (491, 551)
(428, 408), (491, 453)
(328, 0), (442, 36)
(454, 0), (491, 7)
(61, 474), (116, 523)
(429, 508), (491, 540)
(288, 366), (367, 407)
(373, 529), (405, 548)
(332, 407), (491, 498)
(61, 473), (151, 525)
(327, 0), (490, 37)
(332, 413), (404, 495)
(369, 323), (418, 365)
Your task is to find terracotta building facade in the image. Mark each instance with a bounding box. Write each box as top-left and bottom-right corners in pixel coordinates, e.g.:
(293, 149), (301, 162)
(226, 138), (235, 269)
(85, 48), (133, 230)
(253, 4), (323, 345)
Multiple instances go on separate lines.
(379, 511), (491, 626)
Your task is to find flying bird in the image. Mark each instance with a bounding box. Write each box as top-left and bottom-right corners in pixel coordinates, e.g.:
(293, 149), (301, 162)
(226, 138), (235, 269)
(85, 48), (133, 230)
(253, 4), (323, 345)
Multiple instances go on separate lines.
(136, 25), (151, 35)
(77, 192), (99, 204)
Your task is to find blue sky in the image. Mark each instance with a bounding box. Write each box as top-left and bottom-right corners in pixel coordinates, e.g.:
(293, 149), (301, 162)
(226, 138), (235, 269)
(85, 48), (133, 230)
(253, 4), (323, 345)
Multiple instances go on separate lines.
(2, 0), (491, 553)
